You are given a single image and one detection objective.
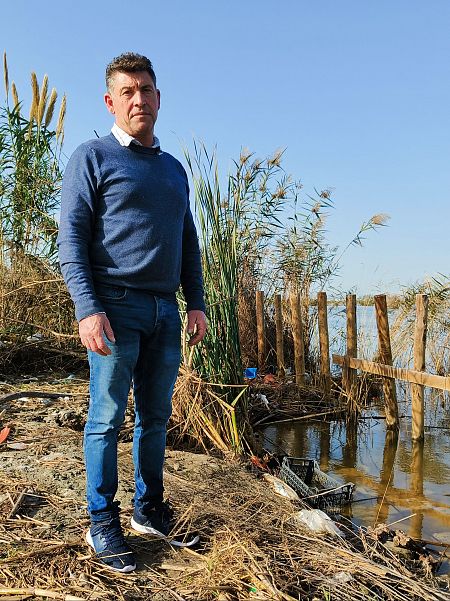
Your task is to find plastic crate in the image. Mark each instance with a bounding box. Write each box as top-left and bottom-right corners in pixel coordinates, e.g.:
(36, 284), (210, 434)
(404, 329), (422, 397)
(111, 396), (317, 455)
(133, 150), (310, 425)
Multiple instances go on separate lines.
(279, 456), (354, 512)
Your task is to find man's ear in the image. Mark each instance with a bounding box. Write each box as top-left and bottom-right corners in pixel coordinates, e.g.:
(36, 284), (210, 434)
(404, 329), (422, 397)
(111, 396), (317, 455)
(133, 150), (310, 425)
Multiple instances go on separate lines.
(104, 92), (115, 115)
(157, 89), (161, 110)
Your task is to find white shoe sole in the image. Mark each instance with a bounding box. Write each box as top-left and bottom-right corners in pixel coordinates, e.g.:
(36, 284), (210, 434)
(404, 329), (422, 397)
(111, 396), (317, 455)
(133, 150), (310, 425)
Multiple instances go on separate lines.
(86, 529), (136, 573)
(130, 517), (200, 547)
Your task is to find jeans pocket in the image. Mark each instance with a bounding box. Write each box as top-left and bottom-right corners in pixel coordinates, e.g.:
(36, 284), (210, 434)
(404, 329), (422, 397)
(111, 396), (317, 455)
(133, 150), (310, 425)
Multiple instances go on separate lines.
(95, 283), (127, 301)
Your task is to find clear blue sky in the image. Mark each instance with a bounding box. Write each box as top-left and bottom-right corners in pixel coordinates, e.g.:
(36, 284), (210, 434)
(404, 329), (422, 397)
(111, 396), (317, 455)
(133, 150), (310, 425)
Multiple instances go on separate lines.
(2, 1), (449, 294)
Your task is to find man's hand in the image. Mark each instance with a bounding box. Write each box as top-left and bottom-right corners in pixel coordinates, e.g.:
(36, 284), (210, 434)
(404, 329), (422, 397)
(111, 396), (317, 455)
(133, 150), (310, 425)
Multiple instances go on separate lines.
(79, 313), (116, 356)
(187, 310), (207, 346)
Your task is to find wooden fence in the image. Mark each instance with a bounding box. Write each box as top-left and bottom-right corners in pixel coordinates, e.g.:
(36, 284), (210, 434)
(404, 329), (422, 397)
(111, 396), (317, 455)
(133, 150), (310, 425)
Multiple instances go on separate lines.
(254, 291), (446, 441)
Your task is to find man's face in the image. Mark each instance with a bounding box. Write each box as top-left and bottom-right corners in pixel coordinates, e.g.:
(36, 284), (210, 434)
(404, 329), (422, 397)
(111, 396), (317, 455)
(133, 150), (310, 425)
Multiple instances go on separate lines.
(104, 70), (160, 143)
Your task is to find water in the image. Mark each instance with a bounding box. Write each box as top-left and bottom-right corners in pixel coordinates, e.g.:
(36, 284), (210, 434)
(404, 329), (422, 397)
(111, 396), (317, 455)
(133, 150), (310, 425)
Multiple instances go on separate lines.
(260, 304), (450, 573)
(261, 401), (450, 572)
(320, 304), (391, 366)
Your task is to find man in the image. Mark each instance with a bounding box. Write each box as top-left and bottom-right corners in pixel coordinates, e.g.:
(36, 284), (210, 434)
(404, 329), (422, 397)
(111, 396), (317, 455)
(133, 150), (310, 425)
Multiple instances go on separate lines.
(58, 52), (207, 573)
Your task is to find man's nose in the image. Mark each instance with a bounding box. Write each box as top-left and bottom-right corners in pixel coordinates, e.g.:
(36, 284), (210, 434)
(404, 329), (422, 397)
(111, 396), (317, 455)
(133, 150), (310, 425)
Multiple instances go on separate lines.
(133, 91), (146, 106)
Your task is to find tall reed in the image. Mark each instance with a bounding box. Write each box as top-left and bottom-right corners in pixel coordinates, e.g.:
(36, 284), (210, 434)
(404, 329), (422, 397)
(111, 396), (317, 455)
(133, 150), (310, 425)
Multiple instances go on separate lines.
(184, 143), (243, 388)
(0, 54), (73, 345)
(1, 53), (66, 264)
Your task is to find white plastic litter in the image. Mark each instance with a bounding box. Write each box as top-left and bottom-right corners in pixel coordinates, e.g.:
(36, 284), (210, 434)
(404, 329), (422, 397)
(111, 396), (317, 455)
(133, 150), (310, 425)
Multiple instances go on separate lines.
(262, 474), (300, 501)
(256, 393), (269, 409)
(331, 571), (353, 584)
(26, 333), (43, 341)
(290, 508), (342, 537)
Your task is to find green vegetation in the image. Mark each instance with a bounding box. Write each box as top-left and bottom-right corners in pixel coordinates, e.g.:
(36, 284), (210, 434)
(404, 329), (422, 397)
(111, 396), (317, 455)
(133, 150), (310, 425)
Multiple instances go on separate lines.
(0, 54), (73, 348)
(1, 53), (66, 262)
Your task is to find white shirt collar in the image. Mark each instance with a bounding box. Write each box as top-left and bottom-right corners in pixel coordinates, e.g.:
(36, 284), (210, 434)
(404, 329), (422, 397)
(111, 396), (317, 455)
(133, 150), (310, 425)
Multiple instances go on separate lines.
(111, 123), (160, 150)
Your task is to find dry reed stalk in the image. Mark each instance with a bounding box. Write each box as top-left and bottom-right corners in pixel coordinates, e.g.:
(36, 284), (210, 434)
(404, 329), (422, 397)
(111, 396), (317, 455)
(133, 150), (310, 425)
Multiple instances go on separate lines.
(171, 367), (246, 453)
(0, 252), (78, 373)
(0, 589), (86, 601)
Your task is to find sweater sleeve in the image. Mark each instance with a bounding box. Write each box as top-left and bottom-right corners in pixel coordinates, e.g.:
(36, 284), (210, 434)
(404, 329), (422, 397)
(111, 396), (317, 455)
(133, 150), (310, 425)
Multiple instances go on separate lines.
(180, 182), (206, 313)
(57, 144), (105, 321)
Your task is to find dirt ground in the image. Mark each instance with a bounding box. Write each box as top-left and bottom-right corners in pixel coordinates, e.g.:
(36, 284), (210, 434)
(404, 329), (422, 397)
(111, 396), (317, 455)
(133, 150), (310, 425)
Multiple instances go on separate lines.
(1, 373), (449, 601)
(0, 375), (291, 600)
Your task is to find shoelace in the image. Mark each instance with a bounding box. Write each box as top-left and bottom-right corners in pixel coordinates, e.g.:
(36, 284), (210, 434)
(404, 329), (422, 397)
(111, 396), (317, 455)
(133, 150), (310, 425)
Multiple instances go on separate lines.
(98, 520), (128, 551)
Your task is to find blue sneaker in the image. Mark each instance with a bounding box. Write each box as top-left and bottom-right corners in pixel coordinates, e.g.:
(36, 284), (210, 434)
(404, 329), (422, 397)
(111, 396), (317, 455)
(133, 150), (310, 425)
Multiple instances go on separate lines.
(130, 501), (199, 548)
(86, 518), (136, 573)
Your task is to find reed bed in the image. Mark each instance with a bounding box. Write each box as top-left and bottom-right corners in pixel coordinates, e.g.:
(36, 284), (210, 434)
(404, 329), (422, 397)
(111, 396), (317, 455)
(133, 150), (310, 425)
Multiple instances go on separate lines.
(390, 277), (450, 375)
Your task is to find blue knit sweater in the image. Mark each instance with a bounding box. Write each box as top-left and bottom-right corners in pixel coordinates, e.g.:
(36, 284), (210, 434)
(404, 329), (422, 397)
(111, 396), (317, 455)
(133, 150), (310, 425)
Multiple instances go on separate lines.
(57, 133), (205, 321)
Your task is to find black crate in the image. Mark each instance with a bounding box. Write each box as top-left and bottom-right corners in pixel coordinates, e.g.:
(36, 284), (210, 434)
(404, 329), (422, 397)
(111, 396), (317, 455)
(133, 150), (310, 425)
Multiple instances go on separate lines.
(279, 456), (355, 512)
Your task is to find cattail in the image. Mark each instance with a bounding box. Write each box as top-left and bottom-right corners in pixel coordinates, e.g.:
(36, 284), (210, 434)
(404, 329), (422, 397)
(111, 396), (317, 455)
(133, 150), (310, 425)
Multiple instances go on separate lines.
(11, 82), (19, 110)
(56, 94), (66, 140)
(3, 52), (8, 98)
(37, 74), (48, 124)
(44, 88), (57, 127)
(29, 72), (40, 121)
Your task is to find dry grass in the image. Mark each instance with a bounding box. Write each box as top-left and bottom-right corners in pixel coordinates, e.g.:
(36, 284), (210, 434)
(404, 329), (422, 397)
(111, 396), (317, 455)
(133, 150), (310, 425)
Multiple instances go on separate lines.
(170, 367), (248, 454)
(0, 379), (448, 601)
(0, 251), (77, 369)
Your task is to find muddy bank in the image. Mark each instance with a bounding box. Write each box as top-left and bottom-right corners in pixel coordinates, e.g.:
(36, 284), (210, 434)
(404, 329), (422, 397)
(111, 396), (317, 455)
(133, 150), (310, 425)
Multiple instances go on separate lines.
(1, 376), (449, 600)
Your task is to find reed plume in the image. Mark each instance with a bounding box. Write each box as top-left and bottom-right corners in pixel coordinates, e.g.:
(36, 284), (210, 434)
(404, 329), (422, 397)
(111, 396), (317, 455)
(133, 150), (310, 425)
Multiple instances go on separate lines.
(29, 72), (40, 121)
(44, 88), (57, 127)
(56, 94), (66, 141)
(37, 74), (48, 124)
(369, 213), (390, 227)
(3, 52), (9, 98)
(11, 82), (19, 110)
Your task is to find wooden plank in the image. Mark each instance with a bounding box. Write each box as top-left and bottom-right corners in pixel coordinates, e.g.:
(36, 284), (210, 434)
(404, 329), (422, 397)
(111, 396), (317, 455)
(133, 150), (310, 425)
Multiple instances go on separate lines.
(290, 292), (305, 385)
(344, 294), (357, 399)
(374, 294), (399, 430)
(332, 354), (450, 392)
(317, 291), (331, 394)
(412, 294), (428, 441)
(256, 290), (266, 371)
(274, 294), (285, 377)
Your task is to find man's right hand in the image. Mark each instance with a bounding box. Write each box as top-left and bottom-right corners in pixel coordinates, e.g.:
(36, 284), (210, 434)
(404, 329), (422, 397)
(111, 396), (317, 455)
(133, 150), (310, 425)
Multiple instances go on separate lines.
(79, 313), (116, 356)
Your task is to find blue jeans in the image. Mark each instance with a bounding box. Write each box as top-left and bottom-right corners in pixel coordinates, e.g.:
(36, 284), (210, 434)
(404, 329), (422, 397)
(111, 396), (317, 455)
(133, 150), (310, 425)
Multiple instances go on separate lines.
(84, 284), (181, 523)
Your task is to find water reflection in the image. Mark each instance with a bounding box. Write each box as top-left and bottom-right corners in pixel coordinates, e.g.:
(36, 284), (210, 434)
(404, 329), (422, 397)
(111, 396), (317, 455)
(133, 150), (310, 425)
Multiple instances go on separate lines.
(410, 440), (424, 540)
(343, 420), (358, 469)
(374, 430), (399, 526)
(261, 413), (450, 573)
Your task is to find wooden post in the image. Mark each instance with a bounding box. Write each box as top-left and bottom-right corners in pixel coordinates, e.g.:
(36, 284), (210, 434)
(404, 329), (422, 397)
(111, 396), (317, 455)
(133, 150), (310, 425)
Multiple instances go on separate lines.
(317, 292), (331, 394)
(344, 294), (357, 399)
(374, 294), (399, 430)
(412, 294), (428, 441)
(256, 291), (266, 371)
(274, 294), (285, 377)
(290, 292), (305, 385)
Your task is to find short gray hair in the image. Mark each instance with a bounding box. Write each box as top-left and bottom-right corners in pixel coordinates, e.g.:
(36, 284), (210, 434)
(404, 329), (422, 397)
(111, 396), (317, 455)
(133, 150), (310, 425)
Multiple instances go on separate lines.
(105, 52), (156, 91)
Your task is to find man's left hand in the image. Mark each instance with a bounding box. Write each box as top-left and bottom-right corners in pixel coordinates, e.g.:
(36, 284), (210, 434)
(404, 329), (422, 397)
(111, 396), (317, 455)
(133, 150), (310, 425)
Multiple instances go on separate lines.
(187, 310), (207, 346)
